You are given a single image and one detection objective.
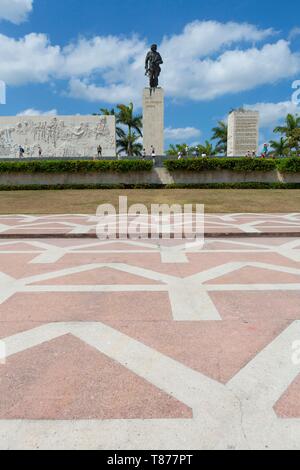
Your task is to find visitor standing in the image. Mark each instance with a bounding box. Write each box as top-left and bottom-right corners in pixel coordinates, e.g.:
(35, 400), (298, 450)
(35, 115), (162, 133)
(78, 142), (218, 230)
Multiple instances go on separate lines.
(151, 146), (156, 165)
(263, 143), (269, 158)
(19, 146), (25, 158)
(38, 146), (42, 158)
(142, 148), (146, 159)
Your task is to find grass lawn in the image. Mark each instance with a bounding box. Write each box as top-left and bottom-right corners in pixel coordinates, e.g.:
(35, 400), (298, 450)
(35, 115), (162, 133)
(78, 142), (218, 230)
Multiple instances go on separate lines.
(0, 189), (300, 214)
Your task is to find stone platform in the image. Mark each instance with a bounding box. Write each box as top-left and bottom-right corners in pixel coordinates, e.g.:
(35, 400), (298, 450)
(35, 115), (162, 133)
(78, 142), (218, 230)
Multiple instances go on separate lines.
(0, 214), (300, 449)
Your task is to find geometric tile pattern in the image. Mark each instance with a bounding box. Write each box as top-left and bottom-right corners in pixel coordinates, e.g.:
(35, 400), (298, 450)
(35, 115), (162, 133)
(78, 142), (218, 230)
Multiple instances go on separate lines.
(1, 213), (300, 236)
(0, 226), (300, 448)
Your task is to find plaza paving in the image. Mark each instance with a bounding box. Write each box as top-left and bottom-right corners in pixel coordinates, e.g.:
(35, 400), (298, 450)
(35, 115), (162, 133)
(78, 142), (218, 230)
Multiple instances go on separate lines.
(0, 214), (300, 449)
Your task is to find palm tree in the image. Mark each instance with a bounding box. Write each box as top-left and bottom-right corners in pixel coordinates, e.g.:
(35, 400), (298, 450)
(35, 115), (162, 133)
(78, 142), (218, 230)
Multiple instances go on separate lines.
(197, 140), (217, 156)
(99, 107), (116, 116)
(94, 103), (143, 152)
(274, 113), (300, 136)
(270, 137), (289, 157)
(116, 128), (143, 157)
(211, 121), (228, 155)
(274, 113), (300, 153)
(166, 144), (188, 156)
(116, 103), (143, 138)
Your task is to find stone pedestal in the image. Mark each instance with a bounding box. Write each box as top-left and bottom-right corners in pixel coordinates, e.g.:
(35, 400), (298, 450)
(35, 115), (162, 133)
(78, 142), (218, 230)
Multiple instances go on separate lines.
(143, 87), (164, 155)
(227, 110), (259, 157)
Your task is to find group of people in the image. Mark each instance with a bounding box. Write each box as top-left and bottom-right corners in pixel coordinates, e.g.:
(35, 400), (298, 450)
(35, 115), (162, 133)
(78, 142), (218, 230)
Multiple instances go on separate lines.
(245, 144), (269, 159)
(142, 146), (156, 161)
(18, 145), (42, 158)
(177, 150), (207, 159)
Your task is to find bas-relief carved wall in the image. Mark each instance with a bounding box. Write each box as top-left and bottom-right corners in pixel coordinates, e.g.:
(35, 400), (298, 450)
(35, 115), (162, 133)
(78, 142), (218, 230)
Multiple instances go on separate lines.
(0, 116), (116, 157)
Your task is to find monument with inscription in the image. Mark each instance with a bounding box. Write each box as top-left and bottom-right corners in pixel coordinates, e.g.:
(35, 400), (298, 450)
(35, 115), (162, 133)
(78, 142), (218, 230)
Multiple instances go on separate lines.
(227, 109), (259, 157)
(0, 115), (116, 158)
(143, 44), (164, 155)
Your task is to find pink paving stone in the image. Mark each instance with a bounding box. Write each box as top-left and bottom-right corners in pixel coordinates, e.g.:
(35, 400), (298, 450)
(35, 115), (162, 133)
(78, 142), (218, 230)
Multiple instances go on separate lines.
(102, 319), (290, 384)
(210, 291), (300, 321)
(31, 266), (163, 286)
(201, 241), (268, 251)
(77, 250), (300, 278)
(0, 322), (44, 340)
(205, 265), (300, 285)
(78, 242), (157, 251)
(274, 373), (300, 418)
(0, 292), (172, 337)
(0, 334), (192, 420)
(0, 242), (43, 251)
(1, 249), (300, 285)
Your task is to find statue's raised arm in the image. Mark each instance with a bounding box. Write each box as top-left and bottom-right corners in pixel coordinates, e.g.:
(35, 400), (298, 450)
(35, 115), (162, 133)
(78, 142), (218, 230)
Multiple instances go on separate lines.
(145, 44), (163, 89)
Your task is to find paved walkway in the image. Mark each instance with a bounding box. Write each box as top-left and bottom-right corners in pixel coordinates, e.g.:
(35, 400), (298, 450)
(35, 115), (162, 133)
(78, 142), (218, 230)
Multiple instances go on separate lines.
(1, 213), (300, 236)
(0, 215), (300, 449)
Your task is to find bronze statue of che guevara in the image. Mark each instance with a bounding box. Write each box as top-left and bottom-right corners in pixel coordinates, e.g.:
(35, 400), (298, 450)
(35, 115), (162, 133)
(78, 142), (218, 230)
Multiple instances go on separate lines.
(145, 44), (163, 89)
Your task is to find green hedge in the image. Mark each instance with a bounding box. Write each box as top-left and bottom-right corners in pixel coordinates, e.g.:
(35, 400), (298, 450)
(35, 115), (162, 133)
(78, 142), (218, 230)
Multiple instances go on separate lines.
(2, 182), (300, 191)
(275, 158), (300, 173)
(0, 160), (153, 174)
(164, 157), (278, 172)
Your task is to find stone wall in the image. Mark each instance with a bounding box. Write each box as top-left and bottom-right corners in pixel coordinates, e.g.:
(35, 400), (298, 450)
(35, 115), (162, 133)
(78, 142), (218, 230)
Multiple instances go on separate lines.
(1, 168), (300, 187)
(0, 115), (116, 158)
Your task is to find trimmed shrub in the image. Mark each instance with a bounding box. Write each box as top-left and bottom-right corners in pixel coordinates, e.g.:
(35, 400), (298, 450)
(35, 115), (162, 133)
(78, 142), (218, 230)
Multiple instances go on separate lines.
(2, 182), (300, 191)
(164, 157), (277, 172)
(0, 160), (153, 174)
(276, 158), (300, 173)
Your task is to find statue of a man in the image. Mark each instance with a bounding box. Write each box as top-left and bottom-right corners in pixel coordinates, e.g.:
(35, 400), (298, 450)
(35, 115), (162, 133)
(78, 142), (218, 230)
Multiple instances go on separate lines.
(145, 44), (163, 89)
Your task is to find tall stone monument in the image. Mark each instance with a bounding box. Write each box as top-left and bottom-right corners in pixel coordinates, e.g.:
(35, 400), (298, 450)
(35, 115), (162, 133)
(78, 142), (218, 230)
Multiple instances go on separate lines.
(143, 44), (164, 155)
(227, 109), (259, 157)
(143, 88), (164, 155)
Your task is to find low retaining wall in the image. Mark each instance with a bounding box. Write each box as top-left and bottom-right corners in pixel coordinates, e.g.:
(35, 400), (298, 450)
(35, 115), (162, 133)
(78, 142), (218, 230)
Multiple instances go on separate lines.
(0, 168), (300, 187)
(164, 170), (300, 184)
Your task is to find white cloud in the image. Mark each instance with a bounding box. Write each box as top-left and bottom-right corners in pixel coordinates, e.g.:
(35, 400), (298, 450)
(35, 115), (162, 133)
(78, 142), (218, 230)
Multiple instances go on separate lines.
(17, 108), (58, 116)
(0, 33), (61, 85)
(160, 20), (274, 60)
(61, 35), (146, 77)
(289, 27), (300, 41)
(68, 78), (140, 104)
(164, 126), (201, 141)
(245, 101), (299, 127)
(163, 40), (300, 101)
(0, 20), (300, 106)
(0, 0), (33, 24)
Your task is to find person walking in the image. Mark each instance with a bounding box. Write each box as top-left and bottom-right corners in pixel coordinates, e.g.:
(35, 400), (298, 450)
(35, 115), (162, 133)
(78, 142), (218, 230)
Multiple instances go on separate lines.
(142, 148), (147, 159)
(38, 146), (42, 158)
(97, 145), (103, 158)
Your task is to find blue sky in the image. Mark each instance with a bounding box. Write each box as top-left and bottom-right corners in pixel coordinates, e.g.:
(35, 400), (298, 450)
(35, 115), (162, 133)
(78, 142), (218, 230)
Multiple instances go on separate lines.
(0, 0), (300, 149)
